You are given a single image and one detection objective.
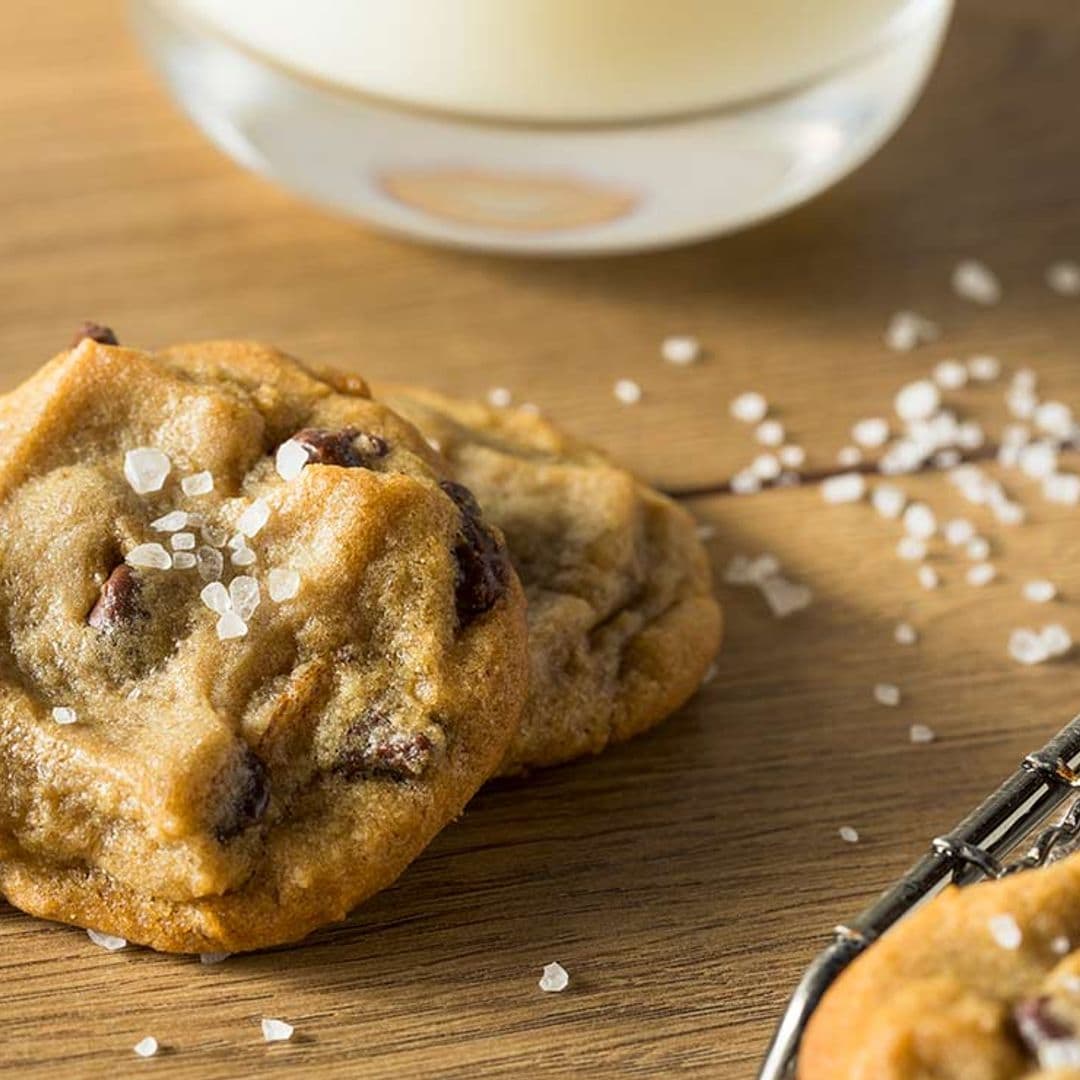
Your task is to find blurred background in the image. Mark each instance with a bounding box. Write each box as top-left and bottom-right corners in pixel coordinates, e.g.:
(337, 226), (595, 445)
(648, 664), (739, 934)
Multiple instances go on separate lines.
(0, 4), (1079, 1078)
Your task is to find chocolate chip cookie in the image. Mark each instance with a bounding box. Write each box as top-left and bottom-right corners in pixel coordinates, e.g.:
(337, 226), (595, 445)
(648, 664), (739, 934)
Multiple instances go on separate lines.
(380, 385), (721, 776)
(801, 852), (1080, 1078)
(0, 333), (528, 952)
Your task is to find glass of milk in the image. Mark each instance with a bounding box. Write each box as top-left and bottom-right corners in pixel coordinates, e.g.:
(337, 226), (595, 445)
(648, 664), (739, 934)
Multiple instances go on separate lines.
(131, 0), (952, 254)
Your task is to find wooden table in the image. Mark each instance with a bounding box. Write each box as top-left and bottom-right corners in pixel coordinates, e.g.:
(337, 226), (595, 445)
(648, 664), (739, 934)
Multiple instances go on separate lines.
(2, 2), (1079, 1075)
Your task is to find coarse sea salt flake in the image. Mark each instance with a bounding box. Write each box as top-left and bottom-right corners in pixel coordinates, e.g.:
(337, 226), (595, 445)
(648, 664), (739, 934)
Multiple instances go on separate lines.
(910, 724), (935, 744)
(822, 473), (865, 505)
(752, 453), (781, 481)
(87, 928), (127, 951)
(903, 502), (937, 540)
(276, 439), (310, 481)
(760, 576), (813, 619)
(933, 359), (968, 390)
(839, 826), (860, 844)
(1045, 473), (1080, 506)
(231, 546), (257, 567)
(200, 582), (230, 616)
(730, 392), (768, 424)
(261, 1018), (294, 1043)
(994, 501), (1027, 527)
(182, 471), (214, 497)
(1009, 628), (1049, 666)
(229, 576), (261, 621)
(895, 622), (918, 645)
(661, 335), (701, 365)
(779, 445), (806, 469)
(539, 962), (570, 993)
(967, 563), (997, 587)
(1035, 401), (1074, 439)
(199, 952), (231, 965)
(1042, 624), (1073, 658)
(730, 470), (761, 495)
(944, 519), (975, 546)
(917, 565), (940, 590)
(613, 378), (642, 405)
(897, 537), (927, 562)
(872, 484), (906, 519)
(895, 380), (941, 423)
(1047, 261), (1080, 296)
(953, 260), (1002, 305)
(967, 537), (991, 561)
(1008, 390), (1037, 421)
(988, 913), (1022, 950)
(755, 419), (785, 447)
(487, 386), (512, 408)
(216, 611), (248, 641)
(133, 1037), (158, 1059)
(1052, 935), (1072, 956)
(171, 532), (195, 551)
(237, 498), (271, 538)
(196, 546), (224, 582)
(836, 446), (862, 467)
(874, 683), (901, 707)
(52, 706), (77, 725)
(1024, 580), (1057, 604)
(747, 554), (781, 582)
(172, 552), (196, 570)
(126, 544), (172, 570)
(151, 510), (188, 532)
(884, 311), (938, 352)
(123, 448), (171, 495)
(968, 354), (1002, 382)
(268, 568), (301, 603)
(852, 417), (890, 449)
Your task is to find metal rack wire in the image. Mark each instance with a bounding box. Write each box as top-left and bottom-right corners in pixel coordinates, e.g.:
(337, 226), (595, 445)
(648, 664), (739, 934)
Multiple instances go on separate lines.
(758, 712), (1080, 1080)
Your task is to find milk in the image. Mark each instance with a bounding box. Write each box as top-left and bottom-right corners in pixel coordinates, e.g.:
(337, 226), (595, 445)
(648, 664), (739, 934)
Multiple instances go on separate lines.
(171, 0), (920, 123)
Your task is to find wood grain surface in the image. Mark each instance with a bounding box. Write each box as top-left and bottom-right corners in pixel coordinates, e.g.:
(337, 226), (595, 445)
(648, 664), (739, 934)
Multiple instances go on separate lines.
(1, 1), (1079, 1076)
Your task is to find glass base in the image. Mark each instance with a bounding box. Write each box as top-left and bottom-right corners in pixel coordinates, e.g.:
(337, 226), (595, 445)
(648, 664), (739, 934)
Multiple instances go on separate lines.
(132, 1), (952, 255)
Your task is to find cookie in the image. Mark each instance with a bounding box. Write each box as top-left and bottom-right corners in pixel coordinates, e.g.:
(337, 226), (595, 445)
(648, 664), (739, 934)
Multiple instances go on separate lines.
(801, 852), (1080, 1078)
(0, 332), (528, 953)
(379, 385), (721, 776)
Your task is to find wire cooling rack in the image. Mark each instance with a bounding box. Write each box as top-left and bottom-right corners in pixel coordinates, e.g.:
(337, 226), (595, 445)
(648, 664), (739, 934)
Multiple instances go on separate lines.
(758, 712), (1080, 1080)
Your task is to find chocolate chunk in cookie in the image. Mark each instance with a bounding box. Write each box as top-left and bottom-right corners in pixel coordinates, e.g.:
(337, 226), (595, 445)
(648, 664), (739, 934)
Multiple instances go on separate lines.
(88, 564), (145, 632)
(71, 321), (118, 348)
(290, 427), (389, 469)
(440, 480), (509, 627)
(214, 749), (271, 842)
(337, 713), (437, 781)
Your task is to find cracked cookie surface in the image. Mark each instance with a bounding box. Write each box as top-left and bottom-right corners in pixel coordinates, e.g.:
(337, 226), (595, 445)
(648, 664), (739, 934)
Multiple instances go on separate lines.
(802, 851), (1080, 1079)
(0, 335), (528, 952)
(380, 385), (721, 776)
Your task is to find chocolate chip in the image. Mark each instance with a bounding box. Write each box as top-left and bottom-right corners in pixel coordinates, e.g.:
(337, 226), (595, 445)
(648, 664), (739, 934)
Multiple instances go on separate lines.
(290, 427), (389, 469)
(70, 321), (118, 348)
(439, 480), (509, 627)
(1014, 996), (1079, 1065)
(88, 565), (145, 632)
(214, 748), (270, 842)
(336, 713), (435, 781)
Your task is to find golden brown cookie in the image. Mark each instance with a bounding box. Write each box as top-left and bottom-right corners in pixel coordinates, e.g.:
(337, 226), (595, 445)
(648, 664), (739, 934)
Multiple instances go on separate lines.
(801, 853), (1080, 1078)
(380, 385), (721, 776)
(0, 332), (528, 953)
